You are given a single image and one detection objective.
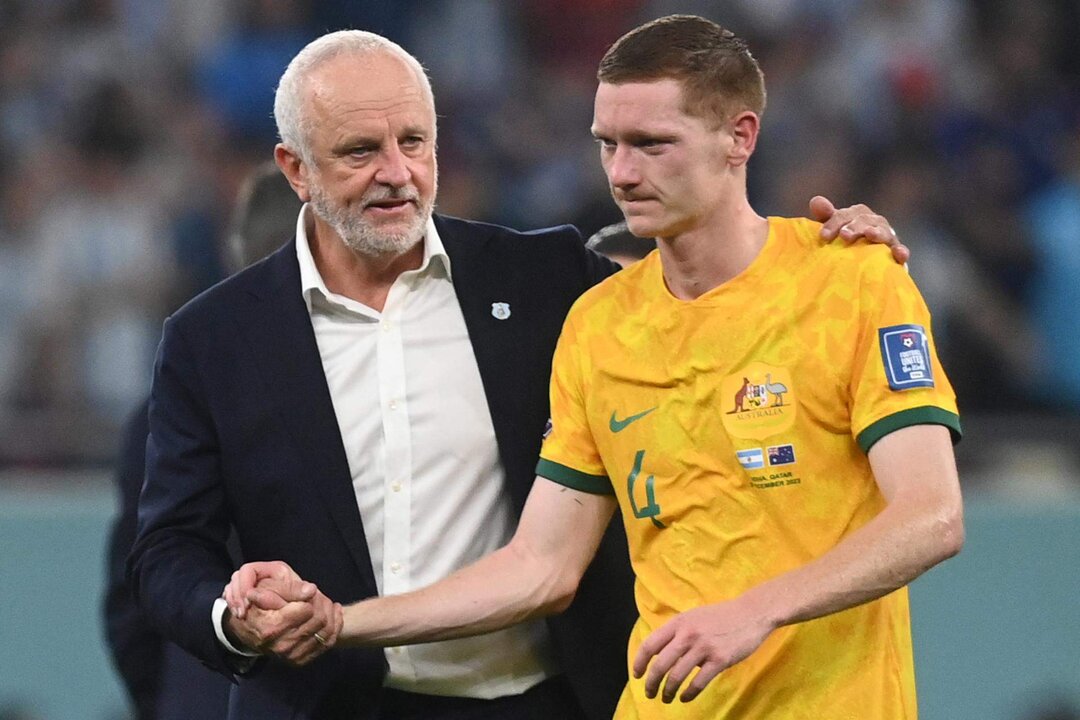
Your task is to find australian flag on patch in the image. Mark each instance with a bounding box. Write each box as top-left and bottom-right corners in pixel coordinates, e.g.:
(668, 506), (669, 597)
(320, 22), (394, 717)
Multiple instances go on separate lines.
(878, 324), (935, 391)
(767, 444), (796, 466)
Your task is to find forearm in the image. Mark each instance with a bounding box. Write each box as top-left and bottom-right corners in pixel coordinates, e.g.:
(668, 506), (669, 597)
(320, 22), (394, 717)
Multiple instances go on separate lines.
(746, 494), (963, 630)
(220, 480), (615, 653)
(339, 540), (574, 648)
(746, 425), (963, 630)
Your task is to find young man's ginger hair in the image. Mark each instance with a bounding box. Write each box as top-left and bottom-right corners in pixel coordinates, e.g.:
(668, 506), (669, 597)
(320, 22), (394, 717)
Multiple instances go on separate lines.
(597, 15), (766, 127)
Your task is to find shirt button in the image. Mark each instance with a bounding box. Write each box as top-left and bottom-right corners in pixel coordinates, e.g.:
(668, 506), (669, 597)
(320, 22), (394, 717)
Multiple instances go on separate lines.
(391, 481), (402, 492)
(382, 322), (392, 332)
(390, 562), (402, 574)
(389, 400), (398, 410)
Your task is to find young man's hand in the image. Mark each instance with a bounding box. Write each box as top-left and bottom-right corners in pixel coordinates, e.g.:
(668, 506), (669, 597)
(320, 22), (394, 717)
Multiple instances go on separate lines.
(632, 596), (774, 704)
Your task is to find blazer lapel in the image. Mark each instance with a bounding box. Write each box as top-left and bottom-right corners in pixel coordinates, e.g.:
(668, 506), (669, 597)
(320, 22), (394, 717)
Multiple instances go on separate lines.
(238, 244), (377, 589)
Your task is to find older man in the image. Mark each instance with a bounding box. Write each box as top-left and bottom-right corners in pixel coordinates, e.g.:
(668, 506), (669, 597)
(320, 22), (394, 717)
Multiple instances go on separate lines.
(132, 29), (906, 720)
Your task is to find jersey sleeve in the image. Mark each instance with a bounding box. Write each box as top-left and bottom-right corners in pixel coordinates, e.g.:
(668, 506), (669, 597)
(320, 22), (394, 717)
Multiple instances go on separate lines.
(535, 311), (613, 494)
(850, 258), (962, 452)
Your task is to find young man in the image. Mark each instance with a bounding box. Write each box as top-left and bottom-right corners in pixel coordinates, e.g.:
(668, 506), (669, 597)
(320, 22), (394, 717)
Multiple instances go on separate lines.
(531, 17), (963, 716)
(214, 20), (940, 720)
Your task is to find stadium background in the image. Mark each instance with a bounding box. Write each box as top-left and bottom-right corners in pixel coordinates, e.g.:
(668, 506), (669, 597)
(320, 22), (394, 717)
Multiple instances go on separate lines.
(0, 0), (1077, 718)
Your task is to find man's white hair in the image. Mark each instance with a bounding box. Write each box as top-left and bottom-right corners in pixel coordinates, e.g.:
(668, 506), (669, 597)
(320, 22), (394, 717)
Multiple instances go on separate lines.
(274, 30), (435, 164)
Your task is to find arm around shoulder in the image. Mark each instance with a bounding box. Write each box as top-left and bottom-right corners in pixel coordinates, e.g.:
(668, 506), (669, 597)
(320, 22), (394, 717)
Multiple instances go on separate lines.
(536, 221), (620, 286)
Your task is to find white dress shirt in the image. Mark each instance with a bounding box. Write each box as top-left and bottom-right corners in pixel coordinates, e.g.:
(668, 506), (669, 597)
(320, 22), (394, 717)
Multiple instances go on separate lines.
(215, 207), (557, 698)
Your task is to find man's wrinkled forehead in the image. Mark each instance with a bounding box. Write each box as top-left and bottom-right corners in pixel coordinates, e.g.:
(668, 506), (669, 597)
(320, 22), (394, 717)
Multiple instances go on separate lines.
(305, 49), (435, 119)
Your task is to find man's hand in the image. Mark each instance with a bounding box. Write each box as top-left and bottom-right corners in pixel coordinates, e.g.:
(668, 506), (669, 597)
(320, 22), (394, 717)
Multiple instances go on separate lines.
(222, 560), (343, 665)
(224, 560), (309, 619)
(632, 596), (774, 704)
(810, 195), (910, 264)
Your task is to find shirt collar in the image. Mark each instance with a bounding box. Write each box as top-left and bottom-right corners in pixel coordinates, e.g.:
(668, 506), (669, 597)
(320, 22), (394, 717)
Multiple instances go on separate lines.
(295, 204), (450, 312)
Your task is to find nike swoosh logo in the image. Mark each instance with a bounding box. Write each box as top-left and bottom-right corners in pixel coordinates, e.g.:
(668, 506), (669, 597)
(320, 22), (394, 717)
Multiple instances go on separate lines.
(609, 407), (657, 433)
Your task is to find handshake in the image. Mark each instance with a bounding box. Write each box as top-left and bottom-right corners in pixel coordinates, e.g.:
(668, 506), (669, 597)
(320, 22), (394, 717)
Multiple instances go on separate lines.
(221, 561), (342, 666)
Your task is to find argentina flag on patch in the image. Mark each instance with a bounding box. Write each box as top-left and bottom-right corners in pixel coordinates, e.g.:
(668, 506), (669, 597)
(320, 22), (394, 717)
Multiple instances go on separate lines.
(879, 324), (935, 391)
(736, 448), (765, 469)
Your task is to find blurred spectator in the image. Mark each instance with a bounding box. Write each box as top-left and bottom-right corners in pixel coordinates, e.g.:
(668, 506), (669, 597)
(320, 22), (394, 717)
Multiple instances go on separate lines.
(0, 171), (37, 408)
(1019, 696), (1080, 720)
(822, 0), (980, 150)
(196, 0), (312, 148)
(18, 80), (176, 423)
(2, 0), (1080, 465)
(311, 1), (418, 46)
(0, 33), (52, 159)
(869, 151), (1041, 412)
(1024, 127), (1080, 411)
(224, 161), (303, 268)
(0, 704), (43, 720)
(585, 221), (655, 268)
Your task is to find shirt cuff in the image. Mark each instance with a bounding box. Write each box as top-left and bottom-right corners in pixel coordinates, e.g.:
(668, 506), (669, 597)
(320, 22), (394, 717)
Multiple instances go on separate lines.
(213, 596), (261, 658)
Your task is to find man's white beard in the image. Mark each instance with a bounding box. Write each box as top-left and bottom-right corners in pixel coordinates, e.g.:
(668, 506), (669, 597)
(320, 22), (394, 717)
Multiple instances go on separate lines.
(308, 180), (434, 258)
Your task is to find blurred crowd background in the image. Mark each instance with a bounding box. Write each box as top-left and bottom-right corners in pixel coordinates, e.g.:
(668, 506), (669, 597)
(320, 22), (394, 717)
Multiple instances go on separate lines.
(0, 1), (1078, 718)
(1, 0), (1079, 471)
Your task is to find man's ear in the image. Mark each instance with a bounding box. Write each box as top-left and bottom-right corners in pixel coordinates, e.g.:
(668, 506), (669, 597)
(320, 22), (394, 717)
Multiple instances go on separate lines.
(727, 111), (760, 168)
(274, 144), (312, 203)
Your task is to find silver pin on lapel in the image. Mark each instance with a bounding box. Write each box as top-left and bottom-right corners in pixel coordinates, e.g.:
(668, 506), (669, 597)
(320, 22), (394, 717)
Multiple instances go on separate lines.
(491, 302), (511, 320)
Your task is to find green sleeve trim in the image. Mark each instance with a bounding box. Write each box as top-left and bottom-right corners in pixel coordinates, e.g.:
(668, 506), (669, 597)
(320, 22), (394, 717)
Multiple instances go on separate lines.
(857, 406), (962, 453)
(536, 458), (614, 495)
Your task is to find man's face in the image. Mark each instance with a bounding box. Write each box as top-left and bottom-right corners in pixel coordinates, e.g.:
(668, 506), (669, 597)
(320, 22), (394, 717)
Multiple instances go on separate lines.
(592, 79), (732, 240)
(299, 51), (437, 257)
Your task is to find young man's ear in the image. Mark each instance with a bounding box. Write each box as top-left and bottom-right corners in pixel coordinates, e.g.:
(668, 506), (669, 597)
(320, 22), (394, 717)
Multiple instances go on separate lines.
(727, 111), (760, 168)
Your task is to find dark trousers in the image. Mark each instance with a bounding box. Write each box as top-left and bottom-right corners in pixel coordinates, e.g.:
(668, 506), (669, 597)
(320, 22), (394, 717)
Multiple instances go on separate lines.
(374, 675), (588, 720)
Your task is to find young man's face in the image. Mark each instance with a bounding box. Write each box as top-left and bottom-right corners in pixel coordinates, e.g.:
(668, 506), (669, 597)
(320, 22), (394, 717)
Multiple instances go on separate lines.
(591, 79), (736, 240)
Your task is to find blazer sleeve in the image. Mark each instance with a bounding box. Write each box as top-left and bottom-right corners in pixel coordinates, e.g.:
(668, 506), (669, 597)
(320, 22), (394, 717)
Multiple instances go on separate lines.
(127, 315), (241, 677)
(582, 244), (622, 288)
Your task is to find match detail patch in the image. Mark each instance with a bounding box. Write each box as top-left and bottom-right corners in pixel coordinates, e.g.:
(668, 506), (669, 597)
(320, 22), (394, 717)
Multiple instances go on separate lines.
(878, 324), (934, 390)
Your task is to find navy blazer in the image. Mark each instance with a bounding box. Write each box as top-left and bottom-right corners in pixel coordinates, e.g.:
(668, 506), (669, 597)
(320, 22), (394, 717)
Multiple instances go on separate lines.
(129, 215), (637, 720)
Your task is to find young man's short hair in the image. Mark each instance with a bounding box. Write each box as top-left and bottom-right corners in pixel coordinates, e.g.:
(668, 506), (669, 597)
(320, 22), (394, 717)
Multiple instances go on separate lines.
(597, 14), (766, 126)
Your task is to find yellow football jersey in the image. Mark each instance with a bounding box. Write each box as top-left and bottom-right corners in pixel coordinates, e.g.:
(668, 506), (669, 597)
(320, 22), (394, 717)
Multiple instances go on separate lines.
(537, 217), (960, 719)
